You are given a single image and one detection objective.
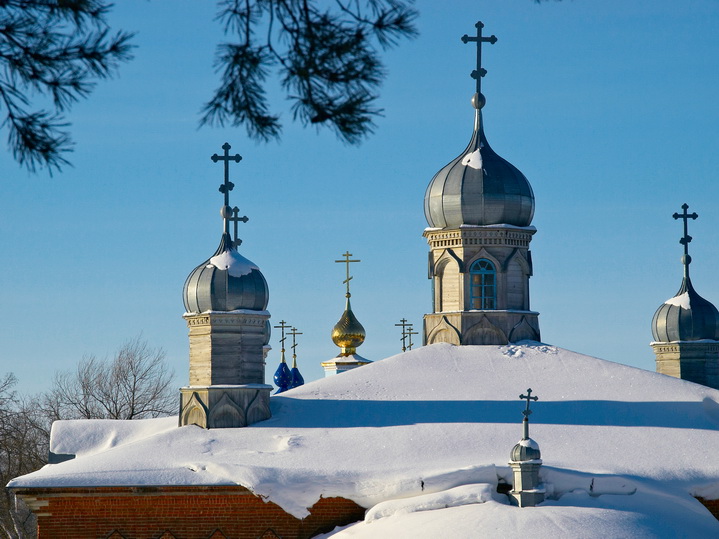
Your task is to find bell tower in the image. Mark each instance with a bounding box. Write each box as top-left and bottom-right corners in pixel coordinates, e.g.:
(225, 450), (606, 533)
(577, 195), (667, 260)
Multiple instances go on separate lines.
(423, 21), (540, 346)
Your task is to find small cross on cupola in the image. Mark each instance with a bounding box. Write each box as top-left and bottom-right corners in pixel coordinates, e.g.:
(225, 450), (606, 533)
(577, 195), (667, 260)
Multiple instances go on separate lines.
(211, 142), (249, 243)
(461, 21), (497, 108)
(673, 203), (698, 277)
(508, 388), (545, 507)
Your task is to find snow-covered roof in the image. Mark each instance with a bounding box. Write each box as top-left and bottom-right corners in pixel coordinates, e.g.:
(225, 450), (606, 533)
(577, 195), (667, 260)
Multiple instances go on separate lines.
(9, 343), (719, 536)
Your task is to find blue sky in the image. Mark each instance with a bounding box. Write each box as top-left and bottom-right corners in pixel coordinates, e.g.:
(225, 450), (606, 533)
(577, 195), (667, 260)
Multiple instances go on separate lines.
(1, 0), (718, 393)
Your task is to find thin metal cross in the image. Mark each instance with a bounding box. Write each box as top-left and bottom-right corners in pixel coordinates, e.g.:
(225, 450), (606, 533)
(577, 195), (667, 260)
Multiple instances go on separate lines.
(673, 203), (698, 273)
(274, 320), (292, 359)
(461, 21), (497, 96)
(211, 142), (242, 234)
(335, 251), (361, 298)
(289, 327), (303, 361)
(395, 318), (410, 352)
(519, 388), (538, 418)
(229, 206), (249, 247)
(407, 325), (419, 350)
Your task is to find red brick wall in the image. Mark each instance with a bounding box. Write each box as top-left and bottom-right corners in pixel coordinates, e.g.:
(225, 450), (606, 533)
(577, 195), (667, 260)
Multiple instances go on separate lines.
(16, 486), (366, 539)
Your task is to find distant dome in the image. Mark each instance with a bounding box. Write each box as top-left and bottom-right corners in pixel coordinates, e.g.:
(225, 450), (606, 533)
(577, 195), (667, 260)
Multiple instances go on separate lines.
(424, 99), (534, 229)
(510, 437), (541, 462)
(331, 297), (366, 356)
(183, 233), (269, 313)
(652, 276), (719, 342)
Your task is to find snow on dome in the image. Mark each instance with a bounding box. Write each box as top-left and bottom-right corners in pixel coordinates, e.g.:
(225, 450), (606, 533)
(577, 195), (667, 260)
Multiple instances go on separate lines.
(519, 438), (540, 450)
(9, 344), (719, 536)
(461, 148), (483, 170)
(664, 292), (691, 309)
(208, 248), (259, 278)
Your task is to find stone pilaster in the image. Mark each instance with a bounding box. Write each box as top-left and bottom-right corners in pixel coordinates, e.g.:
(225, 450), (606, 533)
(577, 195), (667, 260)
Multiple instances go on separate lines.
(508, 460), (545, 507)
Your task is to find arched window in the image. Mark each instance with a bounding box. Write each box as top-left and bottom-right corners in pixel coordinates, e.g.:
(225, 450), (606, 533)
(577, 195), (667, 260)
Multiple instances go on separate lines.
(470, 259), (496, 309)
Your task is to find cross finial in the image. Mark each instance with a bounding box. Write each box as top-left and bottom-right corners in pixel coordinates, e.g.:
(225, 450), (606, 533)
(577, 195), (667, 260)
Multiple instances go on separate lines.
(407, 325), (419, 350)
(274, 320), (292, 362)
(673, 203), (698, 277)
(211, 142), (243, 236)
(461, 21), (497, 98)
(289, 327), (303, 367)
(229, 206), (249, 247)
(519, 389), (538, 419)
(395, 318), (410, 352)
(335, 251), (361, 298)
(519, 388), (538, 440)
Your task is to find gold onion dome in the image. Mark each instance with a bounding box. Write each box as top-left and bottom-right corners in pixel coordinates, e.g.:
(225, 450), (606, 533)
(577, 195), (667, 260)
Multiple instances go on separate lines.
(331, 297), (366, 356)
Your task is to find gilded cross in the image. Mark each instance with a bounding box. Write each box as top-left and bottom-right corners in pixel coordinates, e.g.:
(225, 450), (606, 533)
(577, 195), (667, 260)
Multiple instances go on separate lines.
(335, 251), (361, 298)
(519, 388), (538, 419)
(673, 203), (698, 275)
(274, 320), (292, 360)
(211, 142), (242, 235)
(407, 325), (419, 350)
(461, 21), (497, 96)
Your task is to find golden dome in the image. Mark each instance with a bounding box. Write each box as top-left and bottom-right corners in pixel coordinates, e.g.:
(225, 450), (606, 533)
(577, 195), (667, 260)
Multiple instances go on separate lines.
(331, 297), (366, 356)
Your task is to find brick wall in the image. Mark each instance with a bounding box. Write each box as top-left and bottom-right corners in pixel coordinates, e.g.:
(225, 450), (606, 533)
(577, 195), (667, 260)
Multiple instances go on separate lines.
(16, 486), (366, 539)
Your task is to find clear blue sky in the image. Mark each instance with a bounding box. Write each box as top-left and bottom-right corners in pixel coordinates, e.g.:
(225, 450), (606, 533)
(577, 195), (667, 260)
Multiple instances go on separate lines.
(1, 0), (718, 394)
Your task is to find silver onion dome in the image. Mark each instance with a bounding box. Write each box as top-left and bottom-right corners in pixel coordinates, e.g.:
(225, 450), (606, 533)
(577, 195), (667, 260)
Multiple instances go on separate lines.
(651, 275), (719, 342)
(183, 232), (269, 313)
(510, 438), (541, 462)
(424, 95), (535, 228)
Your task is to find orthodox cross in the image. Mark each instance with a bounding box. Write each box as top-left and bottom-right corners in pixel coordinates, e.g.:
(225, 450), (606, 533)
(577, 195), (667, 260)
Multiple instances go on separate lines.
(519, 388), (538, 418)
(229, 206), (249, 247)
(407, 325), (419, 350)
(274, 320), (292, 361)
(673, 203), (698, 275)
(395, 318), (410, 352)
(211, 142), (242, 235)
(461, 21), (497, 96)
(519, 388), (538, 440)
(335, 251), (361, 298)
(289, 327), (303, 363)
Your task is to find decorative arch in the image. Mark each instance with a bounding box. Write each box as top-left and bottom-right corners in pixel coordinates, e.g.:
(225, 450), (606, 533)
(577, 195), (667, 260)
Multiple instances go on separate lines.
(435, 255), (461, 312)
(464, 316), (507, 345)
(180, 392), (208, 428)
(208, 392), (246, 428)
(426, 316), (461, 345)
(508, 316), (540, 343)
(246, 390), (272, 425)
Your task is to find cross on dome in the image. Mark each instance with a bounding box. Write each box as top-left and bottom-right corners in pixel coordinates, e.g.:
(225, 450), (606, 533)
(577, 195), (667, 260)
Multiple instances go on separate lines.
(335, 251), (361, 298)
(406, 325), (419, 350)
(274, 320), (291, 358)
(395, 318), (410, 352)
(289, 327), (303, 359)
(673, 203), (698, 276)
(461, 21), (497, 99)
(519, 388), (538, 419)
(210, 142), (244, 237)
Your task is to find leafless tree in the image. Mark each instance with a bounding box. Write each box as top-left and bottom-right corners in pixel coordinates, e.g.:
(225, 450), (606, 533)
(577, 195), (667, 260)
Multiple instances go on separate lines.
(0, 375), (49, 539)
(43, 337), (177, 421)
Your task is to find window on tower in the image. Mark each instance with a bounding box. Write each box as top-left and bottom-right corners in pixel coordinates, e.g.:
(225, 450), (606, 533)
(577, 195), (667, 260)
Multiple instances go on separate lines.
(470, 259), (496, 309)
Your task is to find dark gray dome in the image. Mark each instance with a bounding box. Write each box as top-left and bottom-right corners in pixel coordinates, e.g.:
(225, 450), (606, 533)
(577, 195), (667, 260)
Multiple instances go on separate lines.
(183, 233), (269, 313)
(424, 109), (535, 228)
(510, 437), (541, 462)
(652, 276), (719, 342)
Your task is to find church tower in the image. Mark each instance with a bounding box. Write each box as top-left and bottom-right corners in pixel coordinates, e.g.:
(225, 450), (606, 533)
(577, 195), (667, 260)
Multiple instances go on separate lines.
(651, 204), (719, 389)
(423, 22), (540, 346)
(179, 143), (273, 428)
